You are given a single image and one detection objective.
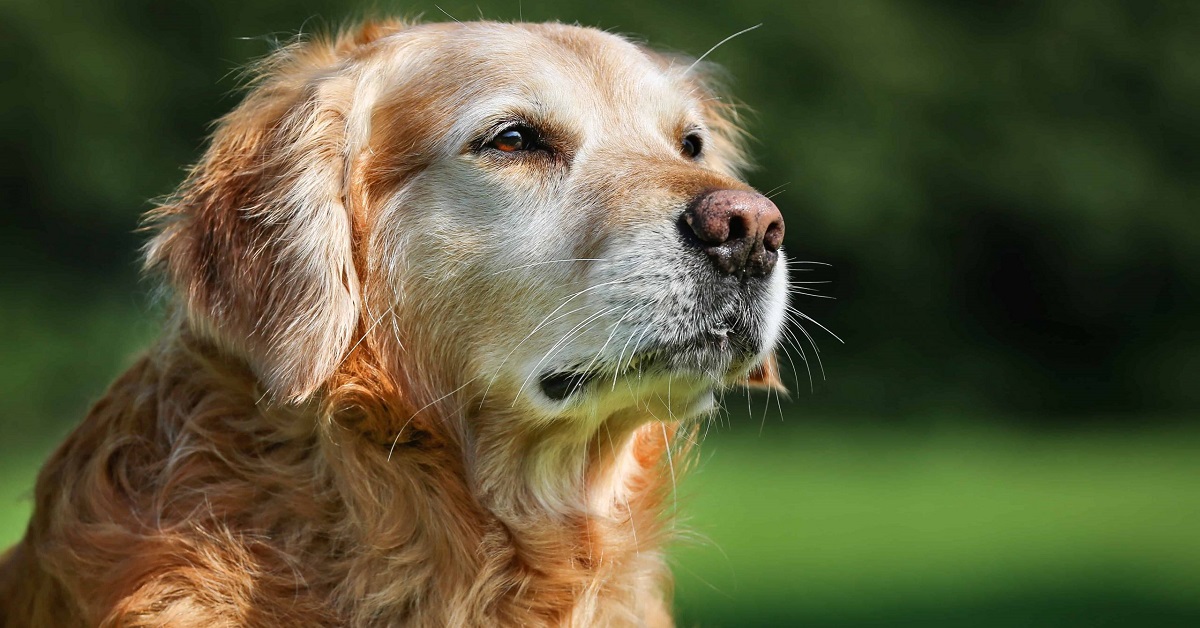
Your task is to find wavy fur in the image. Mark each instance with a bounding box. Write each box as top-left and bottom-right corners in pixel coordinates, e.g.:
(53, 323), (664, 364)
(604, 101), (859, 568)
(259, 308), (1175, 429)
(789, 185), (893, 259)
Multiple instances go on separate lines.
(1, 20), (782, 627)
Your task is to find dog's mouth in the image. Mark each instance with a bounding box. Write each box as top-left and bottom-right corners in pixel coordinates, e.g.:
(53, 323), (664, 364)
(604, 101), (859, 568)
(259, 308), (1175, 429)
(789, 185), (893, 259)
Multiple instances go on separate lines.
(538, 371), (598, 401)
(537, 351), (658, 401)
(537, 326), (757, 402)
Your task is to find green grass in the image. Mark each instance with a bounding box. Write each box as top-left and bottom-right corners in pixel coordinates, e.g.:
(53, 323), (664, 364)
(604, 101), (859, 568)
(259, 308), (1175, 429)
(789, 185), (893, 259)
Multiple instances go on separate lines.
(3, 423), (1198, 626)
(670, 423), (1200, 626)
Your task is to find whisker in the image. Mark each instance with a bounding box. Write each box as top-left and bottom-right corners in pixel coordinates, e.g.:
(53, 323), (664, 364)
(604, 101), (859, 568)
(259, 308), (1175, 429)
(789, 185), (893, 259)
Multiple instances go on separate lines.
(661, 421), (678, 520)
(478, 302), (594, 407)
(784, 311), (826, 381)
(580, 303), (647, 378)
(388, 376), (478, 461)
(779, 313), (815, 388)
(667, 372), (673, 416)
(759, 383), (773, 435)
(765, 185), (790, 201)
(480, 276), (634, 402)
(434, 4), (461, 23)
(514, 305), (623, 404)
(772, 375), (788, 422)
(786, 305), (844, 344)
(626, 324), (655, 373)
(685, 24), (763, 75)
(335, 303), (395, 370)
(613, 322), (655, 391)
(635, 389), (680, 524)
(744, 382), (754, 425)
(483, 258), (606, 277)
(612, 323), (647, 390)
(775, 338), (808, 394)
(761, 182), (790, 198)
(603, 423), (639, 557)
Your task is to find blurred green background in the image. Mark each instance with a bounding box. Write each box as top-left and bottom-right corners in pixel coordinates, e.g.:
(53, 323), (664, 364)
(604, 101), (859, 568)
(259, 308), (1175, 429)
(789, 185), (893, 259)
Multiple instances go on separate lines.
(2, 1), (1198, 625)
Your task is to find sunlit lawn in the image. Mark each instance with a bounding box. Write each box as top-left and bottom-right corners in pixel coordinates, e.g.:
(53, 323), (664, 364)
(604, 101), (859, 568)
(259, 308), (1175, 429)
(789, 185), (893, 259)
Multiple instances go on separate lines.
(670, 423), (1200, 625)
(3, 419), (1197, 626)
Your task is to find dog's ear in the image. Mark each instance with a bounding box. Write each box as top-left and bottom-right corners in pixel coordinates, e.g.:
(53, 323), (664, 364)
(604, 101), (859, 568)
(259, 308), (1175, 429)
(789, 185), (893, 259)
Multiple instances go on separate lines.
(145, 43), (364, 403)
(742, 353), (787, 394)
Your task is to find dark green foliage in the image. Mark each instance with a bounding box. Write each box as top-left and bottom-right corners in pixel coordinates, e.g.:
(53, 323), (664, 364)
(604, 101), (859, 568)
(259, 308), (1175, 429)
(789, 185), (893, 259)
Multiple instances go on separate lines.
(2, 1), (1197, 623)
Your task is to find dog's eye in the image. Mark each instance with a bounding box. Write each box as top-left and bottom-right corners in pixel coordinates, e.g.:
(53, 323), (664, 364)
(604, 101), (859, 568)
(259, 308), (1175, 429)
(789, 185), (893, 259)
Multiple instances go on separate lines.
(681, 133), (703, 159)
(489, 126), (537, 152)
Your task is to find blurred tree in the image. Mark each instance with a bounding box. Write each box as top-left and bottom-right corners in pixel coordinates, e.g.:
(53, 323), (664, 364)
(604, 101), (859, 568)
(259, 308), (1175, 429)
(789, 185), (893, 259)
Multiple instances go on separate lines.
(1, 0), (1198, 439)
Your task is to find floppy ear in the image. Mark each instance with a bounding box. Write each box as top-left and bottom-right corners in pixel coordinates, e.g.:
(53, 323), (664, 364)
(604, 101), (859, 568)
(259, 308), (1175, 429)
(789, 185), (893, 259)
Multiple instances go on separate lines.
(145, 43), (361, 403)
(742, 353), (787, 394)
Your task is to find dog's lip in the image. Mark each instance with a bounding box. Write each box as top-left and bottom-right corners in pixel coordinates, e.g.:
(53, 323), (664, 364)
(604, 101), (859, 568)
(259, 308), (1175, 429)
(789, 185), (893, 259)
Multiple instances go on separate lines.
(538, 351), (661, 401)
(538, 370), (600, 401)
(537, 327), (751, 402)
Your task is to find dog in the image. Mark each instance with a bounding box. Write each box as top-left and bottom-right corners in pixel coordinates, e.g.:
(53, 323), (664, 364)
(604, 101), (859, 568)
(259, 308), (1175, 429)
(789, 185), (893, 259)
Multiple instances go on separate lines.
(0, 19), (788, 627)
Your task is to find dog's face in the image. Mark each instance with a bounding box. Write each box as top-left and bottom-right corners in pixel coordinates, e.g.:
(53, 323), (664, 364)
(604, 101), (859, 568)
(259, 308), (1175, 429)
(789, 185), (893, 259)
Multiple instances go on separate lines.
(149, 21), (787, 429)
(363, 23), (787, 423)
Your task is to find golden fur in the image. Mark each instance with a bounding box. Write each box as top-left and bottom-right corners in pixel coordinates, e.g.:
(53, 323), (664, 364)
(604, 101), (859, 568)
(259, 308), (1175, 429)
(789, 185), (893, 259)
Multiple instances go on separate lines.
(1, 19), (784, 627)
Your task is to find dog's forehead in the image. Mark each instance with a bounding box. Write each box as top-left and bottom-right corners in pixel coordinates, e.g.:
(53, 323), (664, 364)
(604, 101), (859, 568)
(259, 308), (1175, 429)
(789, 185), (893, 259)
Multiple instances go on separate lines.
(381, 22), (695, 124)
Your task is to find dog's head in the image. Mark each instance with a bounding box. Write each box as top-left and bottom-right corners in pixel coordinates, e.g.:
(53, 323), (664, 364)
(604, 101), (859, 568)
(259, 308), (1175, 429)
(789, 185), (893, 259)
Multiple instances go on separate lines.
(146, 21), (787, 430)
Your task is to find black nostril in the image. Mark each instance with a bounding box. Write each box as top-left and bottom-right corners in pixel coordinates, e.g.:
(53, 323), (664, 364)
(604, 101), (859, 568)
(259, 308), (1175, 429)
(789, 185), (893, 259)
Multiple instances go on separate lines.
(764, 221), (784, 252)
(727, 215), (748, 242)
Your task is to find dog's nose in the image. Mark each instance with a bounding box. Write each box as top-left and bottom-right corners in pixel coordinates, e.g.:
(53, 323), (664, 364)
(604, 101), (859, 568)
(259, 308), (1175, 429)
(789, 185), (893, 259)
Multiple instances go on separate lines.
(682, 190), (785, 279)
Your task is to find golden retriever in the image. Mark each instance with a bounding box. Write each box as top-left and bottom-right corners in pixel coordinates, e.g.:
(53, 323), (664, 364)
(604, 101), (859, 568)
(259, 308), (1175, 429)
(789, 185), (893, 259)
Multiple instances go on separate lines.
(0, 19), (787, 627)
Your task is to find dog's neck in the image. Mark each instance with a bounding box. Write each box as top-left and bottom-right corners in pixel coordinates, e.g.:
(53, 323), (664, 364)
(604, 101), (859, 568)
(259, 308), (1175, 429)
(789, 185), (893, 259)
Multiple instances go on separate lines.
(10, 327), (681, 626)
(312, 344), (683, 624)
